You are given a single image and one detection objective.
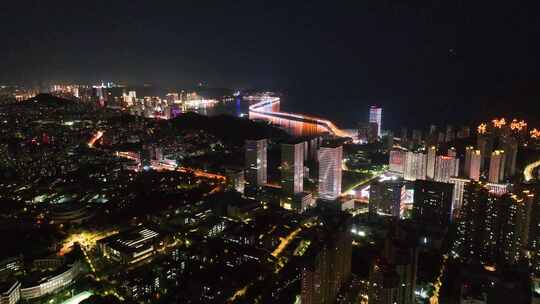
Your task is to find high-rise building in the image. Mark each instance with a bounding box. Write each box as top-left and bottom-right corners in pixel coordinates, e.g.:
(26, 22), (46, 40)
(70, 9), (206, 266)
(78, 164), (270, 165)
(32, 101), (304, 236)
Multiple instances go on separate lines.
(449, 177), (470, 219)
(426, 146), (437, 180)
(369, 106), (383, 138)
(411, 129), (422, 146)
(358, 122), (379, 144)
(447, 147), (457, 158)
(400, 127), (408, 142)
(488, 150), (506, 183)
(307, 137), (321, 161)
(384, 131), (394, 150)
(281, 142), (305, 194)
(501, 137), (518, 178)
(454, 183), (532, 265)
(301, 215), (352, 304)
(368, 238), (418, 304)
(245, 139), (267, 187)
(477, 135), (494, 170)
(413, 180), (453, 228)
(434, 156), (459, 183)
(445, 125), (454, 142)
(403, 152), (427, 181)
(525, 185), (540, 275)
(389, 149), (406, 174)
(464, 146), (481, 181)
(318, 144), (343, 201)
(369, 179), (405, 218)
(453, 182), (493, 262)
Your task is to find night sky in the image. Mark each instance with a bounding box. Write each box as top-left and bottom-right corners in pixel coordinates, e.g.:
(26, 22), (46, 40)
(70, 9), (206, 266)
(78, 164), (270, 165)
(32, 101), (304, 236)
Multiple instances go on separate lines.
(2, 1), (540, 128)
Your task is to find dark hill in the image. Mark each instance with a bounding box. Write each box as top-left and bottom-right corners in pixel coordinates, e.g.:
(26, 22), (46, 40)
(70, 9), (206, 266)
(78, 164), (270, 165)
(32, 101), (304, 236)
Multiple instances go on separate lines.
(160, 112), (289, 145)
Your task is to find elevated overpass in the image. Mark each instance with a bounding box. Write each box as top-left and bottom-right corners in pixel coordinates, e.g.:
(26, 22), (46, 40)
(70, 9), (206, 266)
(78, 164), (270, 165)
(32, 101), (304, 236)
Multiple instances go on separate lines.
(248, 96), (352, 138)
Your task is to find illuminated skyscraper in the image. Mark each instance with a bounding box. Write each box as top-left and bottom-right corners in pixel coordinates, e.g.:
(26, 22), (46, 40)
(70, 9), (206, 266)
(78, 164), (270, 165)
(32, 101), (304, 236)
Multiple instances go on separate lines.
(434, 156), (459, 183)
(281, 142), (304, 194)
(449, 177), (470, 219)
(488, 150), (506, 183)
(245, 139), (267, 187)
(426, 146), (437, 180)
(389, 148), (406, 174)
(403, 152), (427, 181)
(318, 144), (343, 201)
(369, 106), (382, 138)
(464, 147), (482, 181)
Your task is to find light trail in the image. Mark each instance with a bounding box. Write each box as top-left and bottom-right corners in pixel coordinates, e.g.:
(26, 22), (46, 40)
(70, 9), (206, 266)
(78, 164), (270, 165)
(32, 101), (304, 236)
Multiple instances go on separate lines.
(115, 152), (227, 181)
(248, 96), (352, 137)
(429, 254), (448, 304)
(524, 159), (540, 182)
(271, 227), (302, 258)
(87, 130), (104, 148)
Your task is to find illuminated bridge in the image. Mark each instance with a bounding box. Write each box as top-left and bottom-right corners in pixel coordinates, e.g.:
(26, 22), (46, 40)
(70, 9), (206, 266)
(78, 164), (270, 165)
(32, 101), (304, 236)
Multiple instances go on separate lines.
(248, 96), (352, 137)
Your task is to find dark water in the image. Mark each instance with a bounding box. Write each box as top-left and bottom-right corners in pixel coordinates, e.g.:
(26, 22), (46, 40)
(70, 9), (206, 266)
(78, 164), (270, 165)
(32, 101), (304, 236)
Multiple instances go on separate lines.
(197, 91), (540, 134)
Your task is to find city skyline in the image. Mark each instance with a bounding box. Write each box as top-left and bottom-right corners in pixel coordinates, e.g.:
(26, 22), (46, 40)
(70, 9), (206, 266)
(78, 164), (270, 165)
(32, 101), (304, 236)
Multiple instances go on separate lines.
(2, 2), (540, 304)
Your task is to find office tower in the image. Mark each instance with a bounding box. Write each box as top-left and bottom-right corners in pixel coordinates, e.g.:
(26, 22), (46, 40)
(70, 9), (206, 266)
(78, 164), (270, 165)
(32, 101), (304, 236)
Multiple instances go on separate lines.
(403, 152), (427, 181)
(358, 122), (378, 144)
(501, 137), (518, 178)
(447, 147), (457, 158)
(488, 150), (506, 183)
(281, 142), (304, 194)
(477, 135), (494, 170)
(245, 139), (267, 187)
(413, 180), (453, 227)
(426, 146), (437, 180)
(411, 129), (422, 146)
(449, 177), (470, 219)
(434, 156), (459, 183)
(369, 106), (383, 137)
(389, 149), (406, 174)
(369, 179), (405, 218)
(318, 144), (343, 201)
(301, 215), (352, 304)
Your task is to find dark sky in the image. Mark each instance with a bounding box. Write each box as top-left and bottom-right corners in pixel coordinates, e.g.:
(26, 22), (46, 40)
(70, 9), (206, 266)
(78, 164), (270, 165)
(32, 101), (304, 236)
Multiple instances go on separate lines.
(2, 1), (540, 128)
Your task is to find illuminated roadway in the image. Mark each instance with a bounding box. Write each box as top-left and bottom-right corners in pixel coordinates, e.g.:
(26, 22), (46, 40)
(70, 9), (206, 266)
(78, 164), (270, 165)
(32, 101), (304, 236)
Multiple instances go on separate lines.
(524, 159), (540, 182)
(248, 96), (353, 138)
(87, 130), (104, 148)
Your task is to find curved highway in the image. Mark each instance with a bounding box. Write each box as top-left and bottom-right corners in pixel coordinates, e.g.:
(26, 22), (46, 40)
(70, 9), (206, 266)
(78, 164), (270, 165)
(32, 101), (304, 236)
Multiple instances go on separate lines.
(524, 159), (540, 182)
(248, 96), (352, 138)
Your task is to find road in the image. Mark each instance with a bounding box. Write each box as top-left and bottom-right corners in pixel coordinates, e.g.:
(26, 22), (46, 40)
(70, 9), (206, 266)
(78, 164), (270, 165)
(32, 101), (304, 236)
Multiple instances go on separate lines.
(524, 159), (540, 181)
